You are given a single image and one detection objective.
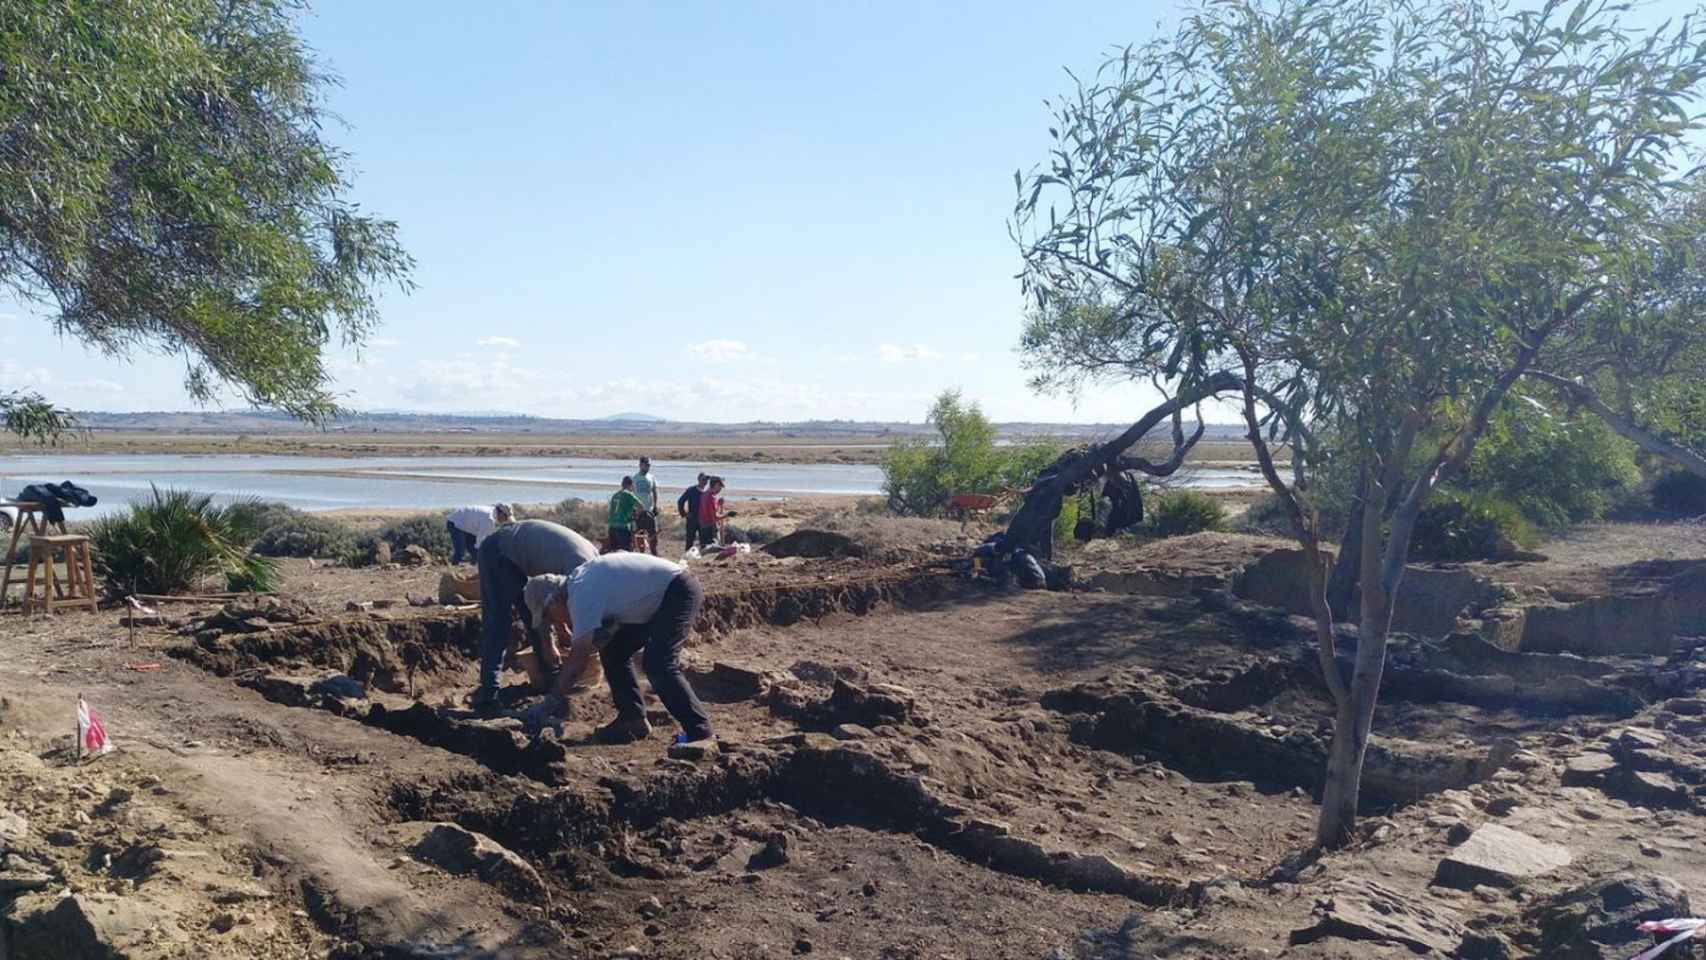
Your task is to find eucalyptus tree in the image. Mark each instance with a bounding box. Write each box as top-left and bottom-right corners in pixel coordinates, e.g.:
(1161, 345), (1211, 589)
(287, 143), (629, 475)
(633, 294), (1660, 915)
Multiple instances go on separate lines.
(1, 0), (413, 437)
(1011, 0), (1706, 846)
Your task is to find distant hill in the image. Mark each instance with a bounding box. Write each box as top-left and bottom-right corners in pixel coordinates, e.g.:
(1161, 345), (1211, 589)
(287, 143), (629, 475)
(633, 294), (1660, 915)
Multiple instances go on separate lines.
(63, 408), (1248, 441)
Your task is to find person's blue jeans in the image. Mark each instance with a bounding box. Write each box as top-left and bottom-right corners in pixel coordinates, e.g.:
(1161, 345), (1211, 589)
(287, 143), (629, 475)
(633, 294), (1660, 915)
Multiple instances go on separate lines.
(476, 537), (531, 694)
(447, 521), (478, 564)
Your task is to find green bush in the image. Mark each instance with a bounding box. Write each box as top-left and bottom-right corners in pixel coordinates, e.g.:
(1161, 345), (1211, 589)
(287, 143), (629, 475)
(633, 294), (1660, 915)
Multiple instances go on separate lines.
(358, 512), (453, 562)
(1148, 490), (1226, 538)
(1653, 470), (1706, 515)
(1407, 491), (1534, 562)
(88, 486), (276, 596)
(529, 498), (605, 539)
(220, 500), (303, 544)
(253, 510), (359, 558)
(1461, 401), (1638, 526)
(882, 390), (1063, 516)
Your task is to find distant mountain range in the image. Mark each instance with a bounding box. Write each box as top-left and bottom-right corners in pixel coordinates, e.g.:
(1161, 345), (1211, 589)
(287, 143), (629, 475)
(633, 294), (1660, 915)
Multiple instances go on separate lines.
(62, 408), (1249, 440)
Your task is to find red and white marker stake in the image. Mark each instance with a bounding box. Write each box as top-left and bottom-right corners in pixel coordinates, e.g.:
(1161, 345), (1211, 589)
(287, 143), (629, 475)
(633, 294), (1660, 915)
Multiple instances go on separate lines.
(75, 696), (112, 759)
(1629, 919), (1706, 960)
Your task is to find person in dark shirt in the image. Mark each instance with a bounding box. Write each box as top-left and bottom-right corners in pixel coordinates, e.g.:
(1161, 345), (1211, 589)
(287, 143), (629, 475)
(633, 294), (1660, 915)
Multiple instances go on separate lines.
(471, 520), (599, 712)
(676, 472), (708, 551)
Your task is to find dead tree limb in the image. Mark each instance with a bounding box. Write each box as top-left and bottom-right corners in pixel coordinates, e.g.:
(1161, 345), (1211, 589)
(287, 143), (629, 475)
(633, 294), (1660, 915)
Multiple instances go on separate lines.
(1002, 370), (1244, 557)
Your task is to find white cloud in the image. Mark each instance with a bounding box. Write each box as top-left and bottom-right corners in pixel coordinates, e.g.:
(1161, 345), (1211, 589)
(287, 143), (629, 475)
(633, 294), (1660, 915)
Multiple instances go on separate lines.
(960, 353), (980, 363)
(0, 361), (124, 396)
(395, 355), (933, 421)
(369, 337), (402, 348)
(686, 339), (754, 363)
(476, 336), (521, 348)
(879, 343), (942, 364)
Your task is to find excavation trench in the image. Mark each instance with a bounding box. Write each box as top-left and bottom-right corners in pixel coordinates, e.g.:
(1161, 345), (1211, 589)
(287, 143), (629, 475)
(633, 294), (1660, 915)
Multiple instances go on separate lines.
(172, 566), (988, 693)
(1043, 679), (1519, 810)
(390, 732), (1196, 908)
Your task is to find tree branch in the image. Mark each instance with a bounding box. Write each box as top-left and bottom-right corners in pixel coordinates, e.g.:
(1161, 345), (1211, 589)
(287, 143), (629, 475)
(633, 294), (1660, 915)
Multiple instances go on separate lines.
(1527, 369), (1706, 479)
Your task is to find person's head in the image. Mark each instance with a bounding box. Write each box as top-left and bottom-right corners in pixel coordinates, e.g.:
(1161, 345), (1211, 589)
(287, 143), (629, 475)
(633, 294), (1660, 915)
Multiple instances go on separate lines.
(621, 476), (634, 490)
(697, 472), (708, 488)
(523, 574), (569, 627)
(493, 503), (514, 524)
(638, 457), (651, 474)
(709, 476), (725, 493)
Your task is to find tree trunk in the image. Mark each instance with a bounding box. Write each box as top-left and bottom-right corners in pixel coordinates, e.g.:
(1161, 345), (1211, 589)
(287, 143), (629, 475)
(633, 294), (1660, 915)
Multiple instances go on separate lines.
(1002, 371), (1242, 555)
(1316, 483), (1396, 847)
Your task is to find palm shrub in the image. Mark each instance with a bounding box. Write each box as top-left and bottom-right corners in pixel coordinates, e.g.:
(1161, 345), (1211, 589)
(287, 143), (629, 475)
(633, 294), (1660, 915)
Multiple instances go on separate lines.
(89, 487), (276, 596)
(1148, 490), (1226, 538)
(1407, 491), (1535, 562)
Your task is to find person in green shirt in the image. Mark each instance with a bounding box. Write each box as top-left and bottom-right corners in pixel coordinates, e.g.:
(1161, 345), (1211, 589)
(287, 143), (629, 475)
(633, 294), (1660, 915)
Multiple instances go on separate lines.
(607, 476), (645, 551)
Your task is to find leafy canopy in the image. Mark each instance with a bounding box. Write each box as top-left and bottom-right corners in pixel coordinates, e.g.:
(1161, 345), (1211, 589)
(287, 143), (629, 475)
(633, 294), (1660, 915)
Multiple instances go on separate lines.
(882, 390), (1064, 519)
(0, 0), (413, 426)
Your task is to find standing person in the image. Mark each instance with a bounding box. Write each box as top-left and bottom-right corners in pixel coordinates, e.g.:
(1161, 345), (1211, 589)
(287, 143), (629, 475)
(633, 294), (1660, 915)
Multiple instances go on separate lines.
(697, 476), (725, 547)
(630, 457), (660, 555)
(446, 503), (513, 565)
(677, 472), (708, 551)
(607, 476), (645, 552)
(533, 553), (713, 745)
(470, 519), (599, 712)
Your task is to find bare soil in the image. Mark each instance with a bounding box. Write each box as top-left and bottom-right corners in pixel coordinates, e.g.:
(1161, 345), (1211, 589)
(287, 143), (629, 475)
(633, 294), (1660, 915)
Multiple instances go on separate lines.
(0, 520), (1702, 959)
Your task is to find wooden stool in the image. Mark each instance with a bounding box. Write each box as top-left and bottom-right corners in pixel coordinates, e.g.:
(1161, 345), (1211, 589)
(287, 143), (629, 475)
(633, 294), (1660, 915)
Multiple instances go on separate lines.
(0, 501), (66, 607)
(22, 535), (98, 615)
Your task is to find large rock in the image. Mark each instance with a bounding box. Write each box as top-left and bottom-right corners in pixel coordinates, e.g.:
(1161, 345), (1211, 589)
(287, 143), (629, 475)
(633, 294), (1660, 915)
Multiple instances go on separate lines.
(406, 822), (548, 904)
(1562, 752), (1619, 785)
(1522, 873), (1690, 959)
(1435, 824), (1571, 889)
(1607, 769), (1691, 809)
(1290, 876), (1468, 954)
(3, 892), (186, 959)
(438, 570), (481, 604)
(397, 544), (433, 567)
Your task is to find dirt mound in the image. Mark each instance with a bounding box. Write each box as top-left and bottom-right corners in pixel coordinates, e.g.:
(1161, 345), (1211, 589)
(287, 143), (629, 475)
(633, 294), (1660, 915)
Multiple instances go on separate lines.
(761, 529), (864, 559)
(792, 512), (974, 563)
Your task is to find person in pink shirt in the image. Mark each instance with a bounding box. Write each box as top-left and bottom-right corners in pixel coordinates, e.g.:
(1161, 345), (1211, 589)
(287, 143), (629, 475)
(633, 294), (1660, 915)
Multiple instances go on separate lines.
(697, 476), (725, 546)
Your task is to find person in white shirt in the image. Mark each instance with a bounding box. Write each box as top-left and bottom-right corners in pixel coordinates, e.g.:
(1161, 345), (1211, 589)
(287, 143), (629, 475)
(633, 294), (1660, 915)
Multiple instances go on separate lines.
(525, 552), (711, 744)
(630, 457), (660, 556)
(446, 503), (513, 565)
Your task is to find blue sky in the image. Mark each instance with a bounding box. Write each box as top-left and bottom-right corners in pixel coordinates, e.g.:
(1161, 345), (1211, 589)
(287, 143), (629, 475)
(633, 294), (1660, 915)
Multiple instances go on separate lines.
(1, 1), (1697, 423)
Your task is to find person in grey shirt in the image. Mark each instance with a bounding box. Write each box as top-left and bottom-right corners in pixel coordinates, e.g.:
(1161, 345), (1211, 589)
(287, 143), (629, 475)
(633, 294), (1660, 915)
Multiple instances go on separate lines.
(471, 519), (599, 711)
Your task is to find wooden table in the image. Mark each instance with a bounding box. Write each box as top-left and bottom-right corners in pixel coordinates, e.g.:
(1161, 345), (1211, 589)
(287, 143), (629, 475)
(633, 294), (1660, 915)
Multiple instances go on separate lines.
(1, 500), (66, 607)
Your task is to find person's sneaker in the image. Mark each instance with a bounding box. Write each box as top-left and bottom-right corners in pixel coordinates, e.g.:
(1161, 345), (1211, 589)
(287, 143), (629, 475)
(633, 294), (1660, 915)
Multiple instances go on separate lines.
(595, 714), (653, 744)
(469, 686), (502, 715)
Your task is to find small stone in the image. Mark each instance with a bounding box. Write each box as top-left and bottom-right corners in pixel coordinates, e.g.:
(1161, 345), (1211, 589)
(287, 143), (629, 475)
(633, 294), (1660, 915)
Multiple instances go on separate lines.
(210, 912), (238, 933)
(1473, 885), (1502, 904)
(638, 896), (664, 919)
(667, 740), (717, 761)
(1640, 842), (1662, 859)
(1164, 831), (1188, 847)
(344, 601), (371, 613)
(862, 880), (879, 897)
(795, 939), (814, 954)
(1616, 728), (1667, 752)
(748, 834), (789, 870)
(1447, 822), (1474, 845)
(831, 724), (874, 741)
(46, 829), (78, 847)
